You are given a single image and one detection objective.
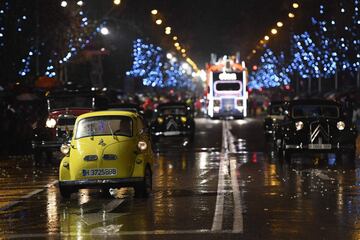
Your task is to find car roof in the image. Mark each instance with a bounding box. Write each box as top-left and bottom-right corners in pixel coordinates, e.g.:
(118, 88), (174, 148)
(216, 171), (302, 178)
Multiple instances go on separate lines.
(77, 110), (138, 120)
(289, 99), (340, 106)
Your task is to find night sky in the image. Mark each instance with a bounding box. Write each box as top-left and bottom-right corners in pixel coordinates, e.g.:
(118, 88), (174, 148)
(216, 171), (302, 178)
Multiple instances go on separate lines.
(117, 0), (321, 67)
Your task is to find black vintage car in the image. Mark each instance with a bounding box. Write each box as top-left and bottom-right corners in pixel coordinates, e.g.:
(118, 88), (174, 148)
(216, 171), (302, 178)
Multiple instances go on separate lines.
(274, 99), (357, 163)
(264, 101), (287, 138)
(150, 103), (195, 143)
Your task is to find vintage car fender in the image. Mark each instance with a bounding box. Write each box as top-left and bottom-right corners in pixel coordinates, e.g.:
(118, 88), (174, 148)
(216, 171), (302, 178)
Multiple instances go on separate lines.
(59, 156), (71, 181)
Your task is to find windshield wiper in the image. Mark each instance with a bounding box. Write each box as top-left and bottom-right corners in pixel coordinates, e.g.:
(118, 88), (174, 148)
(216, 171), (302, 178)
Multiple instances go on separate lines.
(107, 122), (116, 140)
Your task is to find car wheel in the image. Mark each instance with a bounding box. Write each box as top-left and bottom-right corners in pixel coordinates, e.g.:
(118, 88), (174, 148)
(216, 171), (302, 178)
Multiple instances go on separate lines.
(134, 166), (152, 198)
(283, 150), (291, 164)
(151, 136), (159, 144)
(336, 150), (356, 167)
(59, 185), (73, 199)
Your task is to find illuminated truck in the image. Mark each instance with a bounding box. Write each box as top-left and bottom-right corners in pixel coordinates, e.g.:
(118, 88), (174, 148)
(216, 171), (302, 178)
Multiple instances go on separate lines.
(206, 54), (248, 119)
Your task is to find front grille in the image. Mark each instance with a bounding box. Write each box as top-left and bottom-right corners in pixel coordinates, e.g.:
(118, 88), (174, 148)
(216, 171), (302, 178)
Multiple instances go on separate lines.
(309, 121), (330, 143)
(221, 98), (234, 111)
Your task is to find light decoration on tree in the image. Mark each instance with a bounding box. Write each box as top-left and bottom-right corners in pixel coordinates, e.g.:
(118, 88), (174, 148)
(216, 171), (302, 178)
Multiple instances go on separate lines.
(126, 38), (165, 87)
(249, 48), (290, 89)
(0, 1), (10, 48)
(127, 38), (194, 88)
(290, 31), (321, 79)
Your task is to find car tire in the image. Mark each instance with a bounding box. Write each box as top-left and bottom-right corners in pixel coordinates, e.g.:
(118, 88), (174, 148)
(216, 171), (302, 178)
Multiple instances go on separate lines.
(134, 166), (152, 198)
(283, 150), (291, 164)
(59, 185), (73, 199)
(151, 136), (159, 144)
(336, 150), (356, 166)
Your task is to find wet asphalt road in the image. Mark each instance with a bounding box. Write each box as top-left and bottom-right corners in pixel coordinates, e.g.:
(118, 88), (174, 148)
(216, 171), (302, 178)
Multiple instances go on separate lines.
(1, 117), (360, 239)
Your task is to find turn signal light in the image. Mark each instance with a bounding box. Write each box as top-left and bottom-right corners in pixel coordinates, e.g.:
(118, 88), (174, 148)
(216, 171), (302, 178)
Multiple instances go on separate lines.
(138, 141), (147, 151)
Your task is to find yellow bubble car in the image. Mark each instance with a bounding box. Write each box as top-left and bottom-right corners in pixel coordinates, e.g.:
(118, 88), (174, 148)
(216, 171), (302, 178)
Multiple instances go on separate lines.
(58, 110), (154, 198)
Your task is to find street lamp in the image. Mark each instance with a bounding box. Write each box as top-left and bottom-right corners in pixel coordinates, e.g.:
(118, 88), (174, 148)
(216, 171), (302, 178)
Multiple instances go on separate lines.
(60, 1), (68, 7)
(277, 21), (284, 27)
(292, 3), (299, 9)
(151, 9), (158, 15)
(288, 13), (295, 18)
(165, 27), (171, 35)
(271, 28), (278, 35)
(173, 36), (178, 41)
(264, 35), (270, 41)
(155, 19), (162, 25)
(113, 0), (121, 5)
(100, 27), (110, 35)
(77, 1), (84, 6)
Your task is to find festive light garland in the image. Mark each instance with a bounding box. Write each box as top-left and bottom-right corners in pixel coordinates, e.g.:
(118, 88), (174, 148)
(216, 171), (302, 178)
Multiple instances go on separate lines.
(126, 38), (194, 88)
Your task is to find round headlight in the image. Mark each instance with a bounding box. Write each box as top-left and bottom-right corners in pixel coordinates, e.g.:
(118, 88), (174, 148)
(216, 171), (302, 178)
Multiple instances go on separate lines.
(46, 118), (56, 128)
(181, 116), (187, 123)
(60, 144), (70, 155)
(157, 117), (164, 124)
(295, 121), (304, 131)
(337, 121), (345, 130)
(138, 141), (147, 151)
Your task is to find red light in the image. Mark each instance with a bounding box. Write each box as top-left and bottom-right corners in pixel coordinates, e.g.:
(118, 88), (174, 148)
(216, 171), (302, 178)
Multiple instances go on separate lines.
(252, 65), (258, 71)
(285, 85), (291, 90)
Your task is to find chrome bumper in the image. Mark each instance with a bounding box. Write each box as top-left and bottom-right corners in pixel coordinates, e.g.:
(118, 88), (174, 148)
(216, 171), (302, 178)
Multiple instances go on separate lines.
(59, 177), (143, 188)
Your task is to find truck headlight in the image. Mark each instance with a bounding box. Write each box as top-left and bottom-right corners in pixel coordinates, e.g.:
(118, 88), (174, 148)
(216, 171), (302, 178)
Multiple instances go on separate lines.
(337, 121), (345, 130)
(46, 118), (56, 128)
(60, 144), (70, 155)
(138, 141), (147, 151)
(295, 121), (303, 131)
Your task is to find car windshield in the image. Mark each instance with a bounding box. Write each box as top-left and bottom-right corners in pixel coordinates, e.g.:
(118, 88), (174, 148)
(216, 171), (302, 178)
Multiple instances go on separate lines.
(75, 116), (132, 139)
(292, 105), (339, 119)
(269, 105), (283, 115)
(159, 106), (186, 115)
(48, 96), (93, 109)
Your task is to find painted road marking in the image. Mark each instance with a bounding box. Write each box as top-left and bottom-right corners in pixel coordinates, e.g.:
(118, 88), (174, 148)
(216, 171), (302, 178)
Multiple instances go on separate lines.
(225, 121), (244, 233)
(0, 180), (58, 211)
(211, 121), (227, 231)
(211, 120), (244, 233)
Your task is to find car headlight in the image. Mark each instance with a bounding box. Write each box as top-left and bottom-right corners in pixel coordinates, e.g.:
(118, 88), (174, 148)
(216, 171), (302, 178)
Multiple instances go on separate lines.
(138, 141), (147, 151)
(181, 116), (187, 123)
(157, 117), (164, 124)
(295, 121), (304, 131)
(337, 121), (345, 130)
(46, 118), (56, 128)
(60, 144), (70, 155)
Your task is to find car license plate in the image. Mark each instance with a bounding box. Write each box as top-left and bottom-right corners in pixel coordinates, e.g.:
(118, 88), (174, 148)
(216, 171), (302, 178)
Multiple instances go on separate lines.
(308, 144), (331, 149)
(82, 168), (117, 177)
(164, 131), (180, 136)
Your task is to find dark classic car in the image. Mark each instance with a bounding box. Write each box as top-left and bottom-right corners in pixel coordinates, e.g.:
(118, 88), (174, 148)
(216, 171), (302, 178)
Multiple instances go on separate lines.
(150, 103), (195, 142)
(274, 99), (358, 163)
(32, 89), (108, 160)
(264, 101), (286, 138)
